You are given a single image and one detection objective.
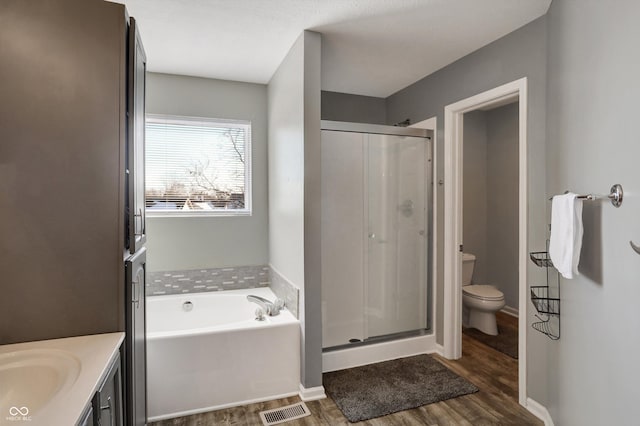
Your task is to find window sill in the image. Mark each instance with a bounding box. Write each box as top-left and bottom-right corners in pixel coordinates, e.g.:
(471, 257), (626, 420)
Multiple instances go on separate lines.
(146, 210), (252, 218)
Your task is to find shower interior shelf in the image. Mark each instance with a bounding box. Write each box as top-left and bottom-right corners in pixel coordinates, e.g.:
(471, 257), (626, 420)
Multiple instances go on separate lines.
(529, 250), (560, 340)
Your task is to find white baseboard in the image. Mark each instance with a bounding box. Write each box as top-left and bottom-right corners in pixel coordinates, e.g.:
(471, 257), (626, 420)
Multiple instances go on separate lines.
(298, 384), (326, 401)
(526, 397), (554, 426)
(322, 334), (438, 372)
(148, 391), (299, 422)
(435, 343), (444, 356)
(501, 306), (519, 317)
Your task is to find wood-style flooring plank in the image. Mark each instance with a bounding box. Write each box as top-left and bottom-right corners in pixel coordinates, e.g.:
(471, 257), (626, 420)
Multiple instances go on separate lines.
(150, 313), (541, 426)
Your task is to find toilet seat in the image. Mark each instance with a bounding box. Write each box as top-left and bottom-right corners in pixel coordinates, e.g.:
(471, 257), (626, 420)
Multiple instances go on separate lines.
(463, 285), (504, 301)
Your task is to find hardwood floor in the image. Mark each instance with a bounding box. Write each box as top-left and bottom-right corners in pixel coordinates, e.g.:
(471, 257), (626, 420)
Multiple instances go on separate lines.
(151, 317), (540, 425)
(463, 311), (519, 359)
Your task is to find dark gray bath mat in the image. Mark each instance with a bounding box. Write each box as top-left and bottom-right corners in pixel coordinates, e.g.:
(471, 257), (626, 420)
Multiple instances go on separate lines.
(323, 354), (479, 423)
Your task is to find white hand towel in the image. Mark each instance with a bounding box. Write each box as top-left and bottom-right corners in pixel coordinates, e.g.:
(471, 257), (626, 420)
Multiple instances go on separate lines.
(549, 193), (584, 279)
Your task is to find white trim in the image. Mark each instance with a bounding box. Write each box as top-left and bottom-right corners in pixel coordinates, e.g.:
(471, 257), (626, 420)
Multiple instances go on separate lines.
(443, 78), (528, 406)
(145, 113), (253, 217)
(298, 384), (326, 401)
(526, 398), (555, 426)
(501, 306), (519, 317)
(410, 117), (438, 337)
(322, 334), (438, 372)
(146, 210), (252, 218)
(517, 79), (529, 407)
(147, 391), (299, 422)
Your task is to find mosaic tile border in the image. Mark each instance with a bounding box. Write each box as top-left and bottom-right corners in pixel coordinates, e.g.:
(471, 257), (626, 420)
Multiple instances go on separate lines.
(146, 264), (300, 319)
(269, 265), (300, 319)
(147, 265), (270, 296)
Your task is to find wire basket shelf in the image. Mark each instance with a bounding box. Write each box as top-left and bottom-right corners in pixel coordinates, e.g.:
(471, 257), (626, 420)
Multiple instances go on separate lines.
(530, 286), (560, 316)
(532, 320), (560, 340)
(529, 251), (554, 268)
(529, 247), (560, 340)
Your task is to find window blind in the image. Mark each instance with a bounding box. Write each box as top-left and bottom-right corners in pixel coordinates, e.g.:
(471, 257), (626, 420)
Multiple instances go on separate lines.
(145, 115), (251, 214)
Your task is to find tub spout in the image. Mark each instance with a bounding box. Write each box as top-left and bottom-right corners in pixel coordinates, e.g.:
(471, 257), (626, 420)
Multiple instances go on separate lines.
(247, 294), (285, 316)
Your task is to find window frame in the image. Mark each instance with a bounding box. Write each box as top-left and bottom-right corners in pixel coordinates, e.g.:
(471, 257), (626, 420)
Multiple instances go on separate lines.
(145, 114), (253, 218)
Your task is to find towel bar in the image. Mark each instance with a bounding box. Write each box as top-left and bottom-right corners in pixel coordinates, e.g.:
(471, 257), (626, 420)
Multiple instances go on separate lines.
(548, 184), (623, 207)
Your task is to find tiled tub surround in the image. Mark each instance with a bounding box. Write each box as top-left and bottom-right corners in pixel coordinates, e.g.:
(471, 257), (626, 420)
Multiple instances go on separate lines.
(147, 265), (270, 295)
(269, 265), (300, 319)
(146, 264), (300, 318)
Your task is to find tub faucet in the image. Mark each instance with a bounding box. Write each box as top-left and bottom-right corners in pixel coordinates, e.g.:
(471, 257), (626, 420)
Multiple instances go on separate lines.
(247, 294), (285, 316)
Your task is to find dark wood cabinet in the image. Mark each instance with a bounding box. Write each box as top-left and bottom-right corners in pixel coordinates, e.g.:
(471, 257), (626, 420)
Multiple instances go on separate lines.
(127, 17), (147, 255)
(92, 353), (124, 426)
(79, 405), (94, 426)
(125, 15), (148, 426)
(125, 248), (147, 426)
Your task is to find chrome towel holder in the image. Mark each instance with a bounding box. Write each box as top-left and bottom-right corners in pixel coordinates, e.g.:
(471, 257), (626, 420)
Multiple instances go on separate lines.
(548, 184), (623, 207)
(549, 184), (640, 256)
(605, 183), (623, 207)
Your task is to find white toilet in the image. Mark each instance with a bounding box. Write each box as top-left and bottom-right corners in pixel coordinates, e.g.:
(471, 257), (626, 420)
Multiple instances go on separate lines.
(462, 253), (505, 335)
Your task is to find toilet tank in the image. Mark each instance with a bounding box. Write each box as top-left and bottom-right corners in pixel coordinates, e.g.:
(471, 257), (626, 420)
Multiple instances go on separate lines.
(462, 253), (476, 285)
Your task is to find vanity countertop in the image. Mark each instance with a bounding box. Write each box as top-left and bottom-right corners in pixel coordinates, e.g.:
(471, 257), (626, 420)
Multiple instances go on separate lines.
(0, 332), (124, 426)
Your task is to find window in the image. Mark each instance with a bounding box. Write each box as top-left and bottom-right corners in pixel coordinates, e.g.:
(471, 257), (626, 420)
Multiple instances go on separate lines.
(145, 115), (251, 215)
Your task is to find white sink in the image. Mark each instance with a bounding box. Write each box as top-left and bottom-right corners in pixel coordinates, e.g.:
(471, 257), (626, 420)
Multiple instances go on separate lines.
(0, 349), (81, 416)
(0, 333), (123, 425)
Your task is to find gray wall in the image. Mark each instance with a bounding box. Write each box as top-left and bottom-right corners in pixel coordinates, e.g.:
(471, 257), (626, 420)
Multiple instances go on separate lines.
(463, 111), (489, 285)
(145, 73), (268, 272)
(268, 31), (323, 389)
(486, 103), (519, 311)
(545, 0), (640, 423)
(385, 16), (549, 402)
(463, 104), (519, 311)
(321, 91), (386, 124)
(0, 0), (127, 344)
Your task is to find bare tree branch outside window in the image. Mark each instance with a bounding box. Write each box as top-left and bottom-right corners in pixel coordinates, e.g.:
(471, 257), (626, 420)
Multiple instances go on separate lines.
(145, 119), (250, 212)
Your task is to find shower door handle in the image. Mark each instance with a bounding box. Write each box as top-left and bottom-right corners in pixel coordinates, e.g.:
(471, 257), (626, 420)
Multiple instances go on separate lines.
(369, 233), (387, 244)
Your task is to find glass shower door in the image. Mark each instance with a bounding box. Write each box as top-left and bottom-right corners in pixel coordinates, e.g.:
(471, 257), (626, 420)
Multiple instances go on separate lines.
(365, 134), (428, 339)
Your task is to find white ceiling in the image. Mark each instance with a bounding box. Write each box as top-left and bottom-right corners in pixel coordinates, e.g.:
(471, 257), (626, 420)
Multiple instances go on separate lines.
(116, 0), (551, 98)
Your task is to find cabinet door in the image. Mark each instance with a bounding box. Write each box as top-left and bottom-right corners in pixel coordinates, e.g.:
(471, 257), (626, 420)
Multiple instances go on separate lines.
(79, 405), (94, 426)
(92, 353), (123, 426)
(127, 17), (147, 254)
(125, 248), (147, 426)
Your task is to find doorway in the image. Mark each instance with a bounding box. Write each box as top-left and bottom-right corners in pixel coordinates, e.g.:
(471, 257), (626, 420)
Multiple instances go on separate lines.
(442, 78), (528, 405)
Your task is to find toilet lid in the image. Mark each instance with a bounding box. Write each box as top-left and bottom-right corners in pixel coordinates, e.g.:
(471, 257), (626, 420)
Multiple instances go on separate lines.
(463, 285), (504, 301)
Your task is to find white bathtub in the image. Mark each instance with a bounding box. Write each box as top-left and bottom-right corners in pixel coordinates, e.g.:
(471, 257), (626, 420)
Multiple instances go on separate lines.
(146, 287), (300, 421)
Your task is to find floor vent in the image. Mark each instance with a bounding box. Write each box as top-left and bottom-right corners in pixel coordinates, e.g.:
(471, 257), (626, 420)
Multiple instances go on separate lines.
(259, 401), (311, 425)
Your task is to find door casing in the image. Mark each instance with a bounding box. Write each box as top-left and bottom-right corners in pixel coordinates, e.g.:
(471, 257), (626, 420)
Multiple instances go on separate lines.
(442, 77), (528, 406)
